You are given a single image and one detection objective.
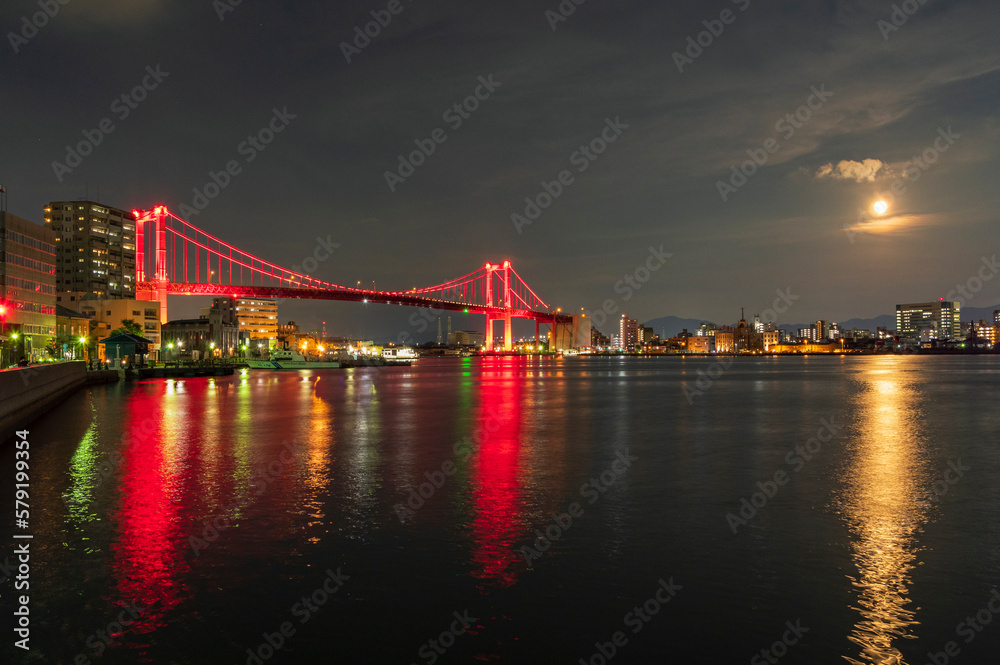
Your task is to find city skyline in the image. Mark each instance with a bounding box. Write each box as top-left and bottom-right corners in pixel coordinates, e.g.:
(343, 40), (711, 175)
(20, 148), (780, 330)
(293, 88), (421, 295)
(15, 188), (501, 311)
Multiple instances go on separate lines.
(3, 1), (999, 338)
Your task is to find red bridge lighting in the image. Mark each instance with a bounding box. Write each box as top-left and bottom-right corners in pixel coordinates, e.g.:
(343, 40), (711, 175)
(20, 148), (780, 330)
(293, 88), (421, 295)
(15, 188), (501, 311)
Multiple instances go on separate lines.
(130, 206), (566, 351)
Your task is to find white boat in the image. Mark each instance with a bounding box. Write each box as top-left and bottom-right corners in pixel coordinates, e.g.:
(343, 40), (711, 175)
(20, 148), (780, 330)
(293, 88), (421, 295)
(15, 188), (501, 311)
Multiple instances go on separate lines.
(246, 349), (341, 370)
(383, 347), (418, 365)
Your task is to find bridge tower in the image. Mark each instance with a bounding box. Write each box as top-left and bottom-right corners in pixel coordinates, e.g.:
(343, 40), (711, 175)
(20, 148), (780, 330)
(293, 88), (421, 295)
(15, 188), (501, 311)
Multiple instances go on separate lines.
(135, 206), (170, 324)
(483, 262), (513, 352)
(503, 260), (512, 351)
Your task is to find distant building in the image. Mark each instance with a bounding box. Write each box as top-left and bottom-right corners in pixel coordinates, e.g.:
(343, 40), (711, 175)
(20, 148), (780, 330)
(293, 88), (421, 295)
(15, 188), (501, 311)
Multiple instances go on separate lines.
(762, 330), (780, 351)
(716, 312), (763, 353)
(208, 297), (237, 324)
(619, 315), (639, 350)
(1, 211), (57, 362)
(994, 310), (999, 324)
(276, 321), (319, 354)
(797, 326), (816, 341)
(45, 200), (136, 301)
(592, 328), (610, 348)
(773, 339), (843, 354)
(896, 301), (961, 340)
(663, 329), (693, 352)
(973, 321), (998, 346)
(162, 311), (238, 358)
(842, 328), (873, 341)
(816, 320), (829, 340)
(448, 330), (484, 346)
(687, 336), (713, 354)
(696, 323), (717, 337)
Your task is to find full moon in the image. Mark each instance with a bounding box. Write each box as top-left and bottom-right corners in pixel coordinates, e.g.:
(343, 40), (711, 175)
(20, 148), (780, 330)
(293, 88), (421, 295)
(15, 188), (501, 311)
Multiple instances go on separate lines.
(873, 200), (888, 215)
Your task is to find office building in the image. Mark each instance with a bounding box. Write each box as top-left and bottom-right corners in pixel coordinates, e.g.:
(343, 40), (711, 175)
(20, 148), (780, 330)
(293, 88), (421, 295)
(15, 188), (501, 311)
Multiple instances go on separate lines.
(896, 301), (961, 340)
(1, 211), (57, 362)
(44, 200), (136, 301)
(232, 297), (278, 344)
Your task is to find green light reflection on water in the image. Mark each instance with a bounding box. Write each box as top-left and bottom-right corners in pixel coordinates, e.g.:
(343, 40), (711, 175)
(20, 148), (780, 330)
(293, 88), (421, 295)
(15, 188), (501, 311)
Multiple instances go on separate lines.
(64, 403), (111, 553)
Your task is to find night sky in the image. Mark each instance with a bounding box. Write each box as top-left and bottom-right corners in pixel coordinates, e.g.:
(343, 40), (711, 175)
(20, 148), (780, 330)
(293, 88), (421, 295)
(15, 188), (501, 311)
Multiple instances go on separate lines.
(3, 0), (999, 340)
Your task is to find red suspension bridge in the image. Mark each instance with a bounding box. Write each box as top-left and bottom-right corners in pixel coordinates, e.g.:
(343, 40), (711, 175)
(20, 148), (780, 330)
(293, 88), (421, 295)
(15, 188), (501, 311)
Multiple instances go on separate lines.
(132, 206), (574, 351)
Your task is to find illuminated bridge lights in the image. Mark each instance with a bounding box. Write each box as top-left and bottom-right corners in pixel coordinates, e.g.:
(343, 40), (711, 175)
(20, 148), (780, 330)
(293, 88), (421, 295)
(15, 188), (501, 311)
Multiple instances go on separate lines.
(130, 206), (569, 350)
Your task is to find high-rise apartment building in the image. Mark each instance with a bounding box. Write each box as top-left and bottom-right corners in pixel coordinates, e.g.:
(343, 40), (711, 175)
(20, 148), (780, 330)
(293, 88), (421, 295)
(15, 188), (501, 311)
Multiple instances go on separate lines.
(619, 315), (639, 350)
(1, 211), (57, 362)
(44, 201), (136, 302)
(896, 301), (961, 340)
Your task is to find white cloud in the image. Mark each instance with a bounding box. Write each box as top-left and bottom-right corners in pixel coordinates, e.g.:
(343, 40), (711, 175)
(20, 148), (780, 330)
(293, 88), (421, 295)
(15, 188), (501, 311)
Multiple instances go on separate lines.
(816, 159), (887, 182)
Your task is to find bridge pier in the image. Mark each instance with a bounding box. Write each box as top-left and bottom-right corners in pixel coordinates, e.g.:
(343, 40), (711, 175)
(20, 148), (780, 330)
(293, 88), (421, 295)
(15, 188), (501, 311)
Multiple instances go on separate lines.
(484, 314), (513, 352)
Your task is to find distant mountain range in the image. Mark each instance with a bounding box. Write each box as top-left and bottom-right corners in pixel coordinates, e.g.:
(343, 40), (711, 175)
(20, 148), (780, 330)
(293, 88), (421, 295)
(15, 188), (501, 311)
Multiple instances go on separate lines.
(643, 304), (1000, 339)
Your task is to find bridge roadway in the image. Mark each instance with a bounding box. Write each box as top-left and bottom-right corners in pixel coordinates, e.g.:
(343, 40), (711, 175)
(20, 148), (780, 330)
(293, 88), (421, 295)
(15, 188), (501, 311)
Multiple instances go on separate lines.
(146, 283), (574, 324)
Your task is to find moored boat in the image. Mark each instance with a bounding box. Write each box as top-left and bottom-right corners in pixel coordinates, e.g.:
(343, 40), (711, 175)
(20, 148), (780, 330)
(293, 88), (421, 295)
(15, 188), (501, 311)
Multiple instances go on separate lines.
(247, 349), (340, 370)
(383, 347), (418, 365)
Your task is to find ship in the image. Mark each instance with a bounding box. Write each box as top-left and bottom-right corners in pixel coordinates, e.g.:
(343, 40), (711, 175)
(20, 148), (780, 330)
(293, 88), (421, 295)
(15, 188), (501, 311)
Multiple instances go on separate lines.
(382, 347), (418, 365)
(246, 349), (341, 370)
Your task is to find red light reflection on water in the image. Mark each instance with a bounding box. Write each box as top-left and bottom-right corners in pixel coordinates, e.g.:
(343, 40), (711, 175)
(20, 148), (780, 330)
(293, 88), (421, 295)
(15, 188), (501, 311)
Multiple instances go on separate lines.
(110, 388), (190, 633)
(469, 357), (527, 587)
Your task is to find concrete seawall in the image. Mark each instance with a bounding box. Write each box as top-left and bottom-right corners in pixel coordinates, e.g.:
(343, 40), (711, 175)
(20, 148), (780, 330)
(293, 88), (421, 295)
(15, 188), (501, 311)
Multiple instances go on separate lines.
(0, 363), (120, 442)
